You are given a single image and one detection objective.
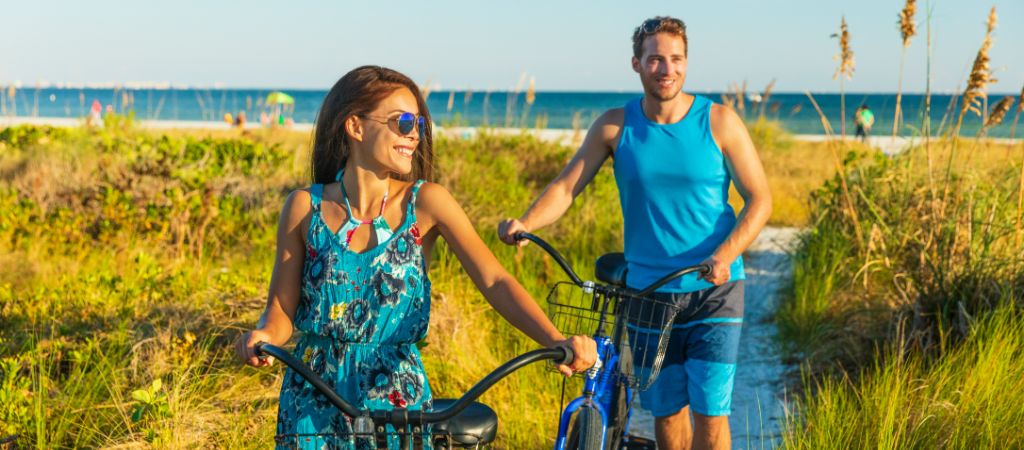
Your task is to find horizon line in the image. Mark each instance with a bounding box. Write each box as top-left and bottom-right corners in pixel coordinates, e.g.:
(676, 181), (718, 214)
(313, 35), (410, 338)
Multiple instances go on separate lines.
(0, 83), (1007, 97)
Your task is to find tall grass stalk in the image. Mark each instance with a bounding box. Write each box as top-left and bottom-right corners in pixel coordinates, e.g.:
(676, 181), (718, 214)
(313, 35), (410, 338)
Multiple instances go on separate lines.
(1009, 84), (1024, 141)
(893, 0), (917, 137)
(981, 96), (1013, 136)
(519, 76), (537, 128)
(758, 79), (776, 120)
(941, 7), (997, 218)
(923, 0), (935, 177)
(953, 7), (997, 138)
(832, 17), (855, 138)
(1017, 89), (1024, 237)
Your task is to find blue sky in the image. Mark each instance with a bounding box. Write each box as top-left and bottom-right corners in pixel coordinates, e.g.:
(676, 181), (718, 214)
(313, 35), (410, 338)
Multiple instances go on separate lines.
(2, 0), (1021, 93)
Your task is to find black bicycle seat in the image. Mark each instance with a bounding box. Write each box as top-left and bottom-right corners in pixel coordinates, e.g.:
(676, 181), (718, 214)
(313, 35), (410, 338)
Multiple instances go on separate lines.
(431, 399), (498, 447)
(595, 252), (628, 287)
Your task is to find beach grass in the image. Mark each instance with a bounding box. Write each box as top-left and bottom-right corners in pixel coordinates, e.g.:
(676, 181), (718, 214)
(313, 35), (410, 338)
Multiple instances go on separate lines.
(782, 300), (1024, 449)
(776, 133), (1024, 447)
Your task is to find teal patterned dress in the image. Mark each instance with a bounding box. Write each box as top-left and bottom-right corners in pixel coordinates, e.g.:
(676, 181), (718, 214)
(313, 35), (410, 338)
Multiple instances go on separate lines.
(276, 179), (432, 449)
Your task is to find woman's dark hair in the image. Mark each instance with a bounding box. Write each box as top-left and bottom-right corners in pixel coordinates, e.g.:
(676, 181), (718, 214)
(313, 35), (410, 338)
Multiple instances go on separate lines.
(310, 65), (434, 184)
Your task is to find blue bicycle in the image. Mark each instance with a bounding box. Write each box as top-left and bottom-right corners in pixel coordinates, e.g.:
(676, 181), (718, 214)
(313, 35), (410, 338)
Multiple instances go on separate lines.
(515, 233), (709, 450)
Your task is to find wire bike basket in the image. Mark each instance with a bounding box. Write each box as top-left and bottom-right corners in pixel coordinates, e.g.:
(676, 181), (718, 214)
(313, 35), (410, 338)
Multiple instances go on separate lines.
(545, 281), (680, 390)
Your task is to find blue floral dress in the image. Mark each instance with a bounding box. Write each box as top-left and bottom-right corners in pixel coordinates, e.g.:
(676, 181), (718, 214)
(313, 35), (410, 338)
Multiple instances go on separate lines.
(276, 179), (432, 450)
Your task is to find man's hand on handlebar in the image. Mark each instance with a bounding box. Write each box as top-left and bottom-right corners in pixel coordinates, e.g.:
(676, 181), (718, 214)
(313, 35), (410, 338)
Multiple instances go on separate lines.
(497, 218), (530, 247)
(554, 335), (598, 377)
(698, 256), (731, 286)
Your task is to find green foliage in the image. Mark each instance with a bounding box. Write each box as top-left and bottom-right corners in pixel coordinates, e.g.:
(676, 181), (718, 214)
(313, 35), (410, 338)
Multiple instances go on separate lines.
(0, 352), (30, 438)
(131, 378), (171, 425)
(0, 125), (70, 148)
(747, 117), (793, 151)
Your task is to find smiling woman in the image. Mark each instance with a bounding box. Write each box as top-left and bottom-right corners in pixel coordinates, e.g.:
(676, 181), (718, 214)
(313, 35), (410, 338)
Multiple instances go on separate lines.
(232, 65), (598, 449)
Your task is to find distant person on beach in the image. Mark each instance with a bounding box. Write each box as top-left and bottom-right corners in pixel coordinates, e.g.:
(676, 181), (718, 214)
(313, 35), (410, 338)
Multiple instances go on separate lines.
(855, 104), (874, 142)
(234, 111), (246, 129)
(234, 65), (596, 449)
(498, 16), (771, 450)
(87, 100), (103, 127)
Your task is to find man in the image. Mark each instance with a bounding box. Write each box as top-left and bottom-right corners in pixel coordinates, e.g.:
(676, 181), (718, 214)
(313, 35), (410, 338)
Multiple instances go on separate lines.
(497, 16), (771, 450)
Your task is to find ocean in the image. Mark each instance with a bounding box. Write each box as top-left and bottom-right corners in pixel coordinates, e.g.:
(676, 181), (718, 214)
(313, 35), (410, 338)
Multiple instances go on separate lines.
(2, 87), (1020, 138)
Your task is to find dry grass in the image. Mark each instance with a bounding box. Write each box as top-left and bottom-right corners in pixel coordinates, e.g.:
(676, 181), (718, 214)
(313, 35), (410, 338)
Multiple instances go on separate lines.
(899, 0), (918, 48)
(958, 7), (998, 132)
(759, 79), (777, 118)
(893, 0), (918, 137)
(983, 96), (1015, 132)
(729, 129), (876, 227)
(832, 16), (855, 137)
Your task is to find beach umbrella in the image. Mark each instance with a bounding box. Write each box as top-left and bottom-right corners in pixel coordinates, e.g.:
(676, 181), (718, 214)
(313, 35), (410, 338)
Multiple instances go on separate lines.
(265, 91), (294, 105)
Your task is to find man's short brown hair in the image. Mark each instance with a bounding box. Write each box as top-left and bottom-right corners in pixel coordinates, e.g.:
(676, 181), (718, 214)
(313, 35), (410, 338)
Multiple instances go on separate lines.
(632, 16), (688, 59)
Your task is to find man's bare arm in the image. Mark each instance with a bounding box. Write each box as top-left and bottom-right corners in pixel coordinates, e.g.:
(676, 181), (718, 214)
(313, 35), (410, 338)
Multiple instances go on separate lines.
(498, 108), (622, 245)
(703, 104), (772, 284)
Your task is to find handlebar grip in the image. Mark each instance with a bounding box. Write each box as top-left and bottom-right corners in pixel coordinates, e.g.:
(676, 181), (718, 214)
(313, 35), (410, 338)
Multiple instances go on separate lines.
(555, 346), (575, 366)
(254, 341), (268, 358)
(698, 263), (712, 275)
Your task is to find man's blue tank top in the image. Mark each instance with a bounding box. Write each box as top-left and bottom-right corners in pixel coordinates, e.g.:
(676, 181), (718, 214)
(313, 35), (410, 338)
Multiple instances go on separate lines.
(613, 95), (745, 293)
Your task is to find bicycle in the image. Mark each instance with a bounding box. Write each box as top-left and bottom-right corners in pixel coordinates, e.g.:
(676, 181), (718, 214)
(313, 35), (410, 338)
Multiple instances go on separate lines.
(514, 232), (710, 450)
(255, 341), (575, 449)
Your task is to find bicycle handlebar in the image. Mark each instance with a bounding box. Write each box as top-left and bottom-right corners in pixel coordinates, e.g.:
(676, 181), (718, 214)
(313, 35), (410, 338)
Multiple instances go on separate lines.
(513, 232), (711, 296)
(254, 342), (573, 426)
(634, 264), (711, 297)
(513, 232), (584, 286)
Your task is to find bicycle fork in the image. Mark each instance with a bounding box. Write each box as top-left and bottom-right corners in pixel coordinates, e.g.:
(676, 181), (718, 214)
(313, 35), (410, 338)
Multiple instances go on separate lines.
(554, 336), (617, 450)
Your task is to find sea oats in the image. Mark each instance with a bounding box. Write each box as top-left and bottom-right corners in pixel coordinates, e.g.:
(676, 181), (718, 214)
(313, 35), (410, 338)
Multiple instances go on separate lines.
(526, 76), (536, 105)
(983, 96), (1013, 131)
(899, 0), (918, 48)
(832, 17), (855, 81)
(961, 7), (997, 119)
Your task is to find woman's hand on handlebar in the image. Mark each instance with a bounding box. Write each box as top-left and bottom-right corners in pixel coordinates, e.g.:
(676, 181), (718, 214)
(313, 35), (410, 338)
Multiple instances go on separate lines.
(497, 218), (530, 247)
(235, 329), (274, 367)
(555, 335), (598, 377)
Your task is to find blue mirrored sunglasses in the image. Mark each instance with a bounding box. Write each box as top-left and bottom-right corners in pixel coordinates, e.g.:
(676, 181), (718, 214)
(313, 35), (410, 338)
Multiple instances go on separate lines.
(362, 112), (426, 138)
